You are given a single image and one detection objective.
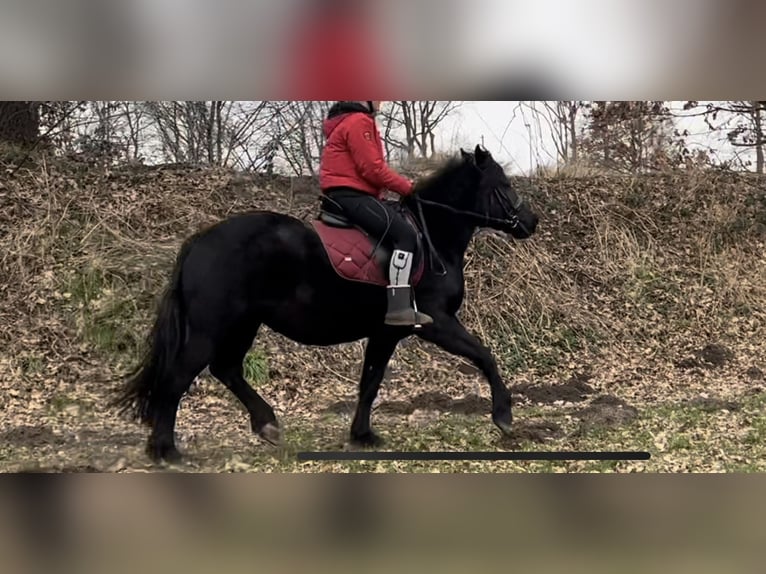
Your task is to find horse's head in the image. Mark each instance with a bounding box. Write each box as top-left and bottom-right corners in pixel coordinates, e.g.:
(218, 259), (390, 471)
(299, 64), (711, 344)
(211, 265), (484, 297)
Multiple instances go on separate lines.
(461, 145), (539, 239)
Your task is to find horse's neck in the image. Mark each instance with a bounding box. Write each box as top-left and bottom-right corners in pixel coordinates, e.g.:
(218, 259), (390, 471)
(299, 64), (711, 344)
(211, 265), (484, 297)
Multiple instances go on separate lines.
(417, 199), (476, 266)
(413, 164), (480, 266)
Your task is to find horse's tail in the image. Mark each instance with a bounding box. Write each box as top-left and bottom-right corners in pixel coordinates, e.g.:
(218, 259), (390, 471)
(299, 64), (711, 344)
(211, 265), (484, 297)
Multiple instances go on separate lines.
(112, 239), (193, 425)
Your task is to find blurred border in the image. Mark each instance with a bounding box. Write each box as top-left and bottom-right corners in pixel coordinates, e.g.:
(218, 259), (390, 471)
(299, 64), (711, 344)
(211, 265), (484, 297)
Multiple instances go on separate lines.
(2, 1), (765, 571)
(1, 0), (765, 99)
(1, 474), (765, 573)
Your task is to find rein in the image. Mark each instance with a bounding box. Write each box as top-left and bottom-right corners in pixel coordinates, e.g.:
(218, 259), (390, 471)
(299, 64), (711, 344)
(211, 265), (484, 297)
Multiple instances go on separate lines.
(413, 197), (448, 276)
(409, 187), (527, 277)
(415, 193), (521, 228)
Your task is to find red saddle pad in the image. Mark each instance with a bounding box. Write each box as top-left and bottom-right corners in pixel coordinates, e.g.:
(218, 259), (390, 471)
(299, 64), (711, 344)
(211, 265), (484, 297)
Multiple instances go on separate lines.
(311, 221), (425, 287)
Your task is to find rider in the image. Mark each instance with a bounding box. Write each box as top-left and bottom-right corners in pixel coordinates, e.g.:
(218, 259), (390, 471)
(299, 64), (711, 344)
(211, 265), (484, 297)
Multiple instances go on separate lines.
(319, 101), (433, 327)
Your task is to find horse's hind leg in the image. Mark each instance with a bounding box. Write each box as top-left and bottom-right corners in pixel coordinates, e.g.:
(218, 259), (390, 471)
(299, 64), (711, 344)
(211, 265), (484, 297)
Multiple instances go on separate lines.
(350, 333), (401, 447)
(208, 324), (281, 446)
(148, 334), (212, 464)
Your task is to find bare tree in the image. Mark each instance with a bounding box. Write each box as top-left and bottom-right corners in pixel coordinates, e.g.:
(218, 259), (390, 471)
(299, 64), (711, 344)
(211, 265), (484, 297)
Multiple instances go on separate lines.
(139, 101), (283, 168)
(35, 101), (143, 163)
(9, 101), (461, 175)
(141, 101), (228, 165)
(513, 101), (584, 169)
(37, 101), (91, 154)
(227, 101), (292, 172)
(580, 101), (684, 173)
(275, 101), (332, 176)
(119, 101), (147, 162)
(73, 101), (125, 162)
(520, 101), (586, 165)
(721, 101), (766, 174)
(678, 101), (766, 173)
(379, 101), (462, 160)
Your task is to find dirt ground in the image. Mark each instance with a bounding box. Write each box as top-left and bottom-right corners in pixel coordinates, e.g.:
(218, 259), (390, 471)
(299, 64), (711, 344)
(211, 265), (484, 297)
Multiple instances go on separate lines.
(1, 332), (764, 473)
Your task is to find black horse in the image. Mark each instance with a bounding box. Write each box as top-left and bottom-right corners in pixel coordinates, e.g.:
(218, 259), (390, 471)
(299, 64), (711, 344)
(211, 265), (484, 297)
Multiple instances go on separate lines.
(115, 145), (540, 463)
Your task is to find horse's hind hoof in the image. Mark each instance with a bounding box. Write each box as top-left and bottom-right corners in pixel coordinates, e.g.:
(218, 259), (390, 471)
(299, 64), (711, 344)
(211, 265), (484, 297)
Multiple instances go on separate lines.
(350, 430), (385, 449)
(258, 422), (282, 446)
(147, 442), (184, 465)
(492, 412), (514, 437)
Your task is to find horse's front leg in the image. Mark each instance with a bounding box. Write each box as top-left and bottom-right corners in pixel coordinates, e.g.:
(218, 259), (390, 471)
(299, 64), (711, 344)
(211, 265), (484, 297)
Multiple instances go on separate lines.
(350, 332), (402, 447)
(416, 315), (513, 435)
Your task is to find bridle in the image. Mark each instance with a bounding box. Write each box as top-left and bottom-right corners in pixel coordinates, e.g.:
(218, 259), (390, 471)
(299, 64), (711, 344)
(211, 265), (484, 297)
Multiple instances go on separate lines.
(414, 189), (521, 229)
(409, 185), (527, 277)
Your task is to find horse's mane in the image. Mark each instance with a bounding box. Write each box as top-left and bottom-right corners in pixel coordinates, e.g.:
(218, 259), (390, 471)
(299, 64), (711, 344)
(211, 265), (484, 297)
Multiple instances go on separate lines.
(410, 157), (472, 201)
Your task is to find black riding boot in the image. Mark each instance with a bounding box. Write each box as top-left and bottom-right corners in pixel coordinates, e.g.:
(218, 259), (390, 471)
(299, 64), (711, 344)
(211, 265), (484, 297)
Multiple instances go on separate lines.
(384, 250), (433, 327)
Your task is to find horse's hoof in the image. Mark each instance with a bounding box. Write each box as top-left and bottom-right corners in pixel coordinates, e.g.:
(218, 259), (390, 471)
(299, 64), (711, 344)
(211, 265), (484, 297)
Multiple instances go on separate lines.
(493, 412), (514, 437)
(350, 431), (384, 449)
(147, 442), (183, 465)
(258, 422), (282, 446)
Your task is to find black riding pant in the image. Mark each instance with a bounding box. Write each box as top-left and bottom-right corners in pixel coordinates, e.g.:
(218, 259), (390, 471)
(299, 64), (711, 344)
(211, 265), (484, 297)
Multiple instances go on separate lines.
(323, 189), (417, 253)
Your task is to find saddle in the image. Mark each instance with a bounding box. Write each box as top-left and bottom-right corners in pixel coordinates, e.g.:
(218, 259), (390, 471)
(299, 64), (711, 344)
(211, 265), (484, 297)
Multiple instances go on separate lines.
(312, 201), (425, 287)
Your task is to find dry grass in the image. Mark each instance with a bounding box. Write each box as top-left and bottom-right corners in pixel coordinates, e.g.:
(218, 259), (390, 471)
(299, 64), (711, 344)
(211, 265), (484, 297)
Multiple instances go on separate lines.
(1, 153), (765, 472)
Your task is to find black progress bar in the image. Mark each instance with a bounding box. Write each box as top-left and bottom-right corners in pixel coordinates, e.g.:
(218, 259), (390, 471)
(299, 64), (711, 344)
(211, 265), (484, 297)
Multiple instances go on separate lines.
(297, 451), (651, 462)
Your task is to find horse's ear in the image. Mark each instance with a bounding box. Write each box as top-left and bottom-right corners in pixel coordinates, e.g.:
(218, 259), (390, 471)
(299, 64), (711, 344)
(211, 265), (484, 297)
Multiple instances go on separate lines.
(475, 144), (491, 166)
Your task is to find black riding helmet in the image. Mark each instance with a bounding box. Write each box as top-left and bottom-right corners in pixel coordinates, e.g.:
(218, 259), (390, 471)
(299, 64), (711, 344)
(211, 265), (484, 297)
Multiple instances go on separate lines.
(327, 101), (377, 119)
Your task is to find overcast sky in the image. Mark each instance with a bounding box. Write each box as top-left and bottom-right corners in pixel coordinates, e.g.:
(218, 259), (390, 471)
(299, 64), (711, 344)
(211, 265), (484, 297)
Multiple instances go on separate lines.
(440, 101), (737, 175)
(442, 102), (541, 174)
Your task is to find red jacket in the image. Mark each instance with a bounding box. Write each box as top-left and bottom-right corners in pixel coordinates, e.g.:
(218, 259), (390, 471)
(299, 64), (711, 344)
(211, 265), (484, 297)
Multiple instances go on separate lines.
(320, 104), (413, 199)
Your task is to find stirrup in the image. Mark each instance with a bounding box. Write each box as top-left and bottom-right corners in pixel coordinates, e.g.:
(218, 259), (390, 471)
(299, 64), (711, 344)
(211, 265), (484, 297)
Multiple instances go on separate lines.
(411, 298), (425, 330)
